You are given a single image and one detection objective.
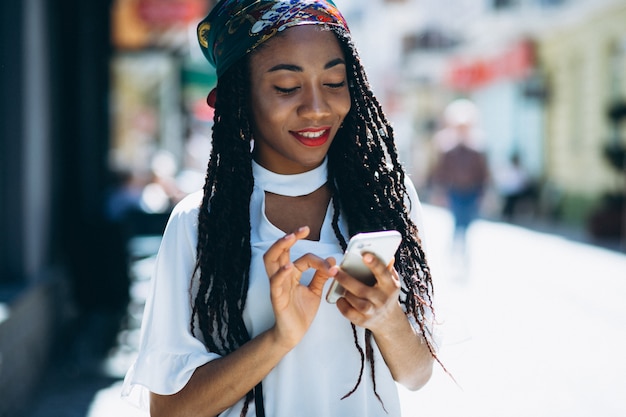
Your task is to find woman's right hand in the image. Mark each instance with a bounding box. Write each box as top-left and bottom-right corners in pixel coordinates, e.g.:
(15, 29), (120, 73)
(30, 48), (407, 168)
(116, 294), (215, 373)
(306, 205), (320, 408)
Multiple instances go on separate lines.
(151, 227), (336, 417)
(263, 226), (336, 350)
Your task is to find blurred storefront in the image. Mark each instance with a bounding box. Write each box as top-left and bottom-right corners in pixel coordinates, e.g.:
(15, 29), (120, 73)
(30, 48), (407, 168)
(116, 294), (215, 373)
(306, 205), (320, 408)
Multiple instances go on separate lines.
(382, 0), (625, 239)
(537, 0), (626, 237)
(0, 1), (218, 414)
(108, 0), (216, 227)
(394, 0), (549, 212)
(1, 1), (115, 415)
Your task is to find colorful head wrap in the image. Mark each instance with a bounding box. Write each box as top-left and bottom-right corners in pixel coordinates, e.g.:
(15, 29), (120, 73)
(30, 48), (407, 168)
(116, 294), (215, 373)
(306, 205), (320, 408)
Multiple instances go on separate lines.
(197, 0), (350, 77)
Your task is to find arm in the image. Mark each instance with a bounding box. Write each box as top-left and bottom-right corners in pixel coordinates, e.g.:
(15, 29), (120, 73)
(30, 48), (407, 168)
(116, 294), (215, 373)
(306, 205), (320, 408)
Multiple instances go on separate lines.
(150, 328), (290, 417)
(371, 300), (435, 391)
(150, 226), (336, 417)
(333, 178), (435, 390)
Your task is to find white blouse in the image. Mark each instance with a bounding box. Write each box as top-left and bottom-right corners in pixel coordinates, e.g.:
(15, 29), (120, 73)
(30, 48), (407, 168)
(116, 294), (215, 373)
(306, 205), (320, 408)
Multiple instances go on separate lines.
(122, 159), (427, 416)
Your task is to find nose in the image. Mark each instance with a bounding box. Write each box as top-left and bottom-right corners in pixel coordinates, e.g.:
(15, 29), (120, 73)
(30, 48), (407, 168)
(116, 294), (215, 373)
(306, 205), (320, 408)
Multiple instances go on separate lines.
(298, 85), (331, 120)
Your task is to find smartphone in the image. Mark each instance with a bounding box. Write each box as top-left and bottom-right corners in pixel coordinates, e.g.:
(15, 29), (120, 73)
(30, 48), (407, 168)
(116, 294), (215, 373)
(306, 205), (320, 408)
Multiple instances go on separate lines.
(325, 230), (402, 303)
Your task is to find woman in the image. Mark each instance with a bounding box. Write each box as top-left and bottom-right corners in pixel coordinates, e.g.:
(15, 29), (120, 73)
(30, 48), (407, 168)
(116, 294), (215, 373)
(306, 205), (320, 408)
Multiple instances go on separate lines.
(123, 1), (440, 416)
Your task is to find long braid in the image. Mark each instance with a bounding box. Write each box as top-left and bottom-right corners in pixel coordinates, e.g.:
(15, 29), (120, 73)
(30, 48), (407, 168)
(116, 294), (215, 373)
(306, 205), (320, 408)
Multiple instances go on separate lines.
(365, 330), (387, 413)
(340, 324), (366, 401)
(190, 57), (257, 415)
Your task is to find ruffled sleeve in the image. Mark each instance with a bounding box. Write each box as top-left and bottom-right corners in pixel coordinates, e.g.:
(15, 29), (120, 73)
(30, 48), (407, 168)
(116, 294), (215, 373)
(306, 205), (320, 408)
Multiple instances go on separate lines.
(121, 191), (221, 409)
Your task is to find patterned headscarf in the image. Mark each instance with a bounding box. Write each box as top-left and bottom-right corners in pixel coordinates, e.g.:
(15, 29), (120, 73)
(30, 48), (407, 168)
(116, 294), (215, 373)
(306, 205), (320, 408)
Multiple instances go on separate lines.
(197, 0), (349, 77)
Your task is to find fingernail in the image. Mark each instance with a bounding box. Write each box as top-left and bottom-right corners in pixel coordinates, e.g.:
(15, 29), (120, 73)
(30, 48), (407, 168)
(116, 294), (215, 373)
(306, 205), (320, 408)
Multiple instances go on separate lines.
(363, 253), (374, 263)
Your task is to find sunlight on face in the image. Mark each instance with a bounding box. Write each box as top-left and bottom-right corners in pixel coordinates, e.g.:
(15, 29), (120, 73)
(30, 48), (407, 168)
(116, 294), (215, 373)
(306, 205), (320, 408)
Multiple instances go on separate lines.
(249, 25), (351, 174)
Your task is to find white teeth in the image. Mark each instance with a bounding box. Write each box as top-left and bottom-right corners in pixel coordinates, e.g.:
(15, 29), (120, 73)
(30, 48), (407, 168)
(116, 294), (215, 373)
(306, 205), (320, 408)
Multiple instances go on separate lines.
(299, 130), (325, 138)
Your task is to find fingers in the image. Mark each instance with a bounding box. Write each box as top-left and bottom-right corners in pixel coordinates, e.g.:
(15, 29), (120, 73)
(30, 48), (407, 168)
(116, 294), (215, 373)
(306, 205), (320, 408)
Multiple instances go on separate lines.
(336, 293), (374, 316)
(362, 253), (394, 284)
(292, 253), (334, 276)
(362, 252), (400, 294)
(336, 253), (398, 294)
(292, 255), (336, 295)
(264, 226), (337, 298)
(334, 255), (400, 328)
(265, 226), (310, 262)
(269, 262), (295, 303)
(332, 252), (400, 310)
(264, 227), (310, 275)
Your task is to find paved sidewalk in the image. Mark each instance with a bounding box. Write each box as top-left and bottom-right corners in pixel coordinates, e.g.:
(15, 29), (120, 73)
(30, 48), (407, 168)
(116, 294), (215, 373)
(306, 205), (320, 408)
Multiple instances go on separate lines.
(401, 207), (626, 417)
(24, 238), (158, 417)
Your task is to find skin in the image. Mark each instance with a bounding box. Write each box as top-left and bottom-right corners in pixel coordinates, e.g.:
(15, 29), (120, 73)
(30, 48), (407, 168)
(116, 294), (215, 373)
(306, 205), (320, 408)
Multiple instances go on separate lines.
(150, 25), (433, 417)
(249, 26), (351, 174)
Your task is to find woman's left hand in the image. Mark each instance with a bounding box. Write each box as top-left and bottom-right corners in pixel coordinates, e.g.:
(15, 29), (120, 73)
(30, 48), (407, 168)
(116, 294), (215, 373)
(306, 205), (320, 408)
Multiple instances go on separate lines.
(333, 254), (435, 390)
(332, 253), (403, 333)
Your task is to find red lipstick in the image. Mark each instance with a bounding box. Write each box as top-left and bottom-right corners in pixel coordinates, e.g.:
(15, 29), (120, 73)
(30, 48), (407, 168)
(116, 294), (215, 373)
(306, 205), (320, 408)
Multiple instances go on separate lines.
(291, 127), (331, 147)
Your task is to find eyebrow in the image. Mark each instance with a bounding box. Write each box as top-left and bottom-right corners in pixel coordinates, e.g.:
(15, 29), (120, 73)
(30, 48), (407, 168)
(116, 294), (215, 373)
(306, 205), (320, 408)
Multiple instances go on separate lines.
(267, 58), (346, 73)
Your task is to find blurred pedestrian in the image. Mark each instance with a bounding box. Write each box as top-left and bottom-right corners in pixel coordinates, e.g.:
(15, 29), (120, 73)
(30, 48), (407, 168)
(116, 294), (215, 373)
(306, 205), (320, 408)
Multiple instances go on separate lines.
(105, 168), (144, 223)
(432, 99), (489, 253)
(122, 1), (442, 416)
(495, 152), (533, 221)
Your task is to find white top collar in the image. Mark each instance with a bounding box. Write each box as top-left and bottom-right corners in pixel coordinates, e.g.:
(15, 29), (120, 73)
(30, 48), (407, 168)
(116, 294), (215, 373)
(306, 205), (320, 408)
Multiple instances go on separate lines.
(252, 158), (328, 197)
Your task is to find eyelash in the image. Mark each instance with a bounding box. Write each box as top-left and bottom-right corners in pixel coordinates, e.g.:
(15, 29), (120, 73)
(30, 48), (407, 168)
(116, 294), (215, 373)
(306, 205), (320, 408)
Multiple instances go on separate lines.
(327, 81), (346, 89)
(274, 81), (347, 95)
(275, 86), (298, 94)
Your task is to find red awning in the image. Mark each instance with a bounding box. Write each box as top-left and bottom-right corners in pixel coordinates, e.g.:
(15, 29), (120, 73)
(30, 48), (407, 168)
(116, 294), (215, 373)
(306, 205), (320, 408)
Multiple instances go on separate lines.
(446, 40), (534, 91)
(137, 0), (207, 26)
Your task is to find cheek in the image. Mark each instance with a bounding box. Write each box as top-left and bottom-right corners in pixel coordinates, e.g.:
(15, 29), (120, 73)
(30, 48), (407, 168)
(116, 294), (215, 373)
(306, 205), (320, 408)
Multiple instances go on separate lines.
(251, 96), (291, 141)
(338, 93), (352, 120)
(251, 91), (275, 127)
(254, 100), (288, 129)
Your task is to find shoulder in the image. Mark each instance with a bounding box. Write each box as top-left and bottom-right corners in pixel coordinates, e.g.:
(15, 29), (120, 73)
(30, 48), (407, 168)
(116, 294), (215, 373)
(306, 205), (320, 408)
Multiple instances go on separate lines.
(170, 190), (204, 217)
(152, 191), (204, 263)
(162, 190), (204, 235)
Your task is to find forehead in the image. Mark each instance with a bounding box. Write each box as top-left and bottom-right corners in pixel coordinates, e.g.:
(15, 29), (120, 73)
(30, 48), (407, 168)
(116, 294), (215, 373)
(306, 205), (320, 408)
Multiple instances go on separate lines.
(249, 25), (344, 69)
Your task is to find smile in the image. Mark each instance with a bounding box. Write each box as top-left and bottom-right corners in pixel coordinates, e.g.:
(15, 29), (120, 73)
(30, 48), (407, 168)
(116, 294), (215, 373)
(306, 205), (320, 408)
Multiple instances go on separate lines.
(291, 128), (331, 147)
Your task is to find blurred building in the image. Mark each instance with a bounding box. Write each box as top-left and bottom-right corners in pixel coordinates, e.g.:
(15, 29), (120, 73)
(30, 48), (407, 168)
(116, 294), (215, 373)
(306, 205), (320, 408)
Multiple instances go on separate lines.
(336, 0), (546, 196)
(537, 0), (626, 235)
(1, 1), (114, 415)
(110, 0), (215, 180)
(341, 0), (625, 237)
(0, 0), (215, 415)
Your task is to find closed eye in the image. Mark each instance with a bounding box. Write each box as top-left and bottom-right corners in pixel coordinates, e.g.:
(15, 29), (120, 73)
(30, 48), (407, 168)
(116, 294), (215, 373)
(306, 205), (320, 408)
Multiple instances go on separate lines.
(326, 81), (346, 89)
(275, 86), (299, 94)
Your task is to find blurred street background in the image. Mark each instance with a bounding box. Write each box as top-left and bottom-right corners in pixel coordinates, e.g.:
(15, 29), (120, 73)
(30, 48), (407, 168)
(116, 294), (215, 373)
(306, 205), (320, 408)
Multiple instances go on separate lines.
(1, 0), (626, 416)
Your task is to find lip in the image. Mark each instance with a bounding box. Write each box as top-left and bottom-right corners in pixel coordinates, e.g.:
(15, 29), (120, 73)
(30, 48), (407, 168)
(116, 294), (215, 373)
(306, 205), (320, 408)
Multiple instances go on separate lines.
(291, 127), (331, 147)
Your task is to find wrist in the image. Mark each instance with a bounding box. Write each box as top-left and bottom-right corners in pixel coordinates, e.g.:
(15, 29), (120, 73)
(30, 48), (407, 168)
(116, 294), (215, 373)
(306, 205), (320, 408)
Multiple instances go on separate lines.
(266, 326), (299, 355)
(371, 302), (411, 340)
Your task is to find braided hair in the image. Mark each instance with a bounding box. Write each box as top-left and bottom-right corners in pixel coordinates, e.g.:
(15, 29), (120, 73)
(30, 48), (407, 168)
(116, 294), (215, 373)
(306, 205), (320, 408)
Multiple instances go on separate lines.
(191, 25), (440, 415)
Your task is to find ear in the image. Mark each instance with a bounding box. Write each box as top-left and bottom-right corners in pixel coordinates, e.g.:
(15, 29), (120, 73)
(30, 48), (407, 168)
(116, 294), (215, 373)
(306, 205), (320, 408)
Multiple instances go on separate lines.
(207, 87), (217, 108)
